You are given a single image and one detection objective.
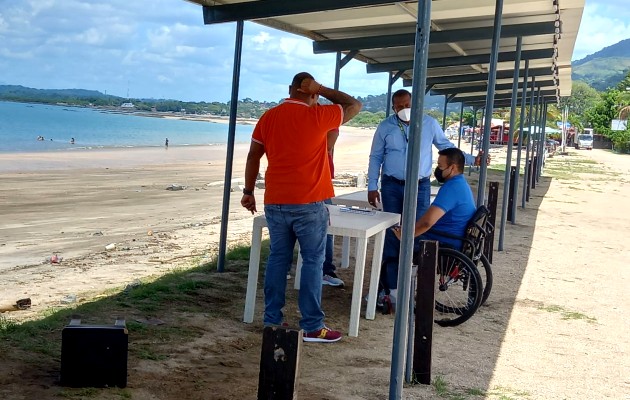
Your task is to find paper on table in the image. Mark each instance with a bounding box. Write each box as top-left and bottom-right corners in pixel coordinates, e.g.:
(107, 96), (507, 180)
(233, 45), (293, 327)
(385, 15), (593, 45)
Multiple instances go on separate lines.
(339, 206), (377, 216)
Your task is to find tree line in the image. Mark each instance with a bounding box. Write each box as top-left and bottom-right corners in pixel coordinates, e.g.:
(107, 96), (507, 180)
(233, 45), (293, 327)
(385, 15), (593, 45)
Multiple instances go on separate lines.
(3, 76), (629, 152)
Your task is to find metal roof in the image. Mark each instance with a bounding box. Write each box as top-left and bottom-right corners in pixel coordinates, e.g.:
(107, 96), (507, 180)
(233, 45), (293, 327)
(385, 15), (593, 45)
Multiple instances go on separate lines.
(187, 0), (584, 105)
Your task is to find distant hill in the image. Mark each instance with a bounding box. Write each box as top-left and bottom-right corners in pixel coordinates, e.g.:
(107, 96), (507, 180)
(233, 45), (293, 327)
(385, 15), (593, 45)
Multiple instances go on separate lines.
(0, 84), (451, 120)
(572, 38), (630, 91)
(357, 92), (448, 113)
(0, 85), (112, 100)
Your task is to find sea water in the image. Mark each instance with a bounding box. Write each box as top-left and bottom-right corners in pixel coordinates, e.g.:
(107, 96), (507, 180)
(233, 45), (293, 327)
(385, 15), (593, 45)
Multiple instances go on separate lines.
(0, 101), (254, 153)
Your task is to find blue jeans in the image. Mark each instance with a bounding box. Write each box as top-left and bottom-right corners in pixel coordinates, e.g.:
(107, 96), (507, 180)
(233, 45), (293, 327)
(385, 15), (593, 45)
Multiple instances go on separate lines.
(264, 202), (328, 332)
(380, 175), (431, 290)
(323, 198), (335, 276)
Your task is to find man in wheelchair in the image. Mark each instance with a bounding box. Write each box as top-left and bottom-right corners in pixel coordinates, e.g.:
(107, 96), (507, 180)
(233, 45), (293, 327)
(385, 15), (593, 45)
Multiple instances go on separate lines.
(389, 147), (476, 306)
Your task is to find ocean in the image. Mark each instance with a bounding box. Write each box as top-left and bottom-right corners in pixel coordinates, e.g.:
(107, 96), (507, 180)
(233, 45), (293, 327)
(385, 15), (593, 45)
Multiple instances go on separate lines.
(0, 101), (254, 153)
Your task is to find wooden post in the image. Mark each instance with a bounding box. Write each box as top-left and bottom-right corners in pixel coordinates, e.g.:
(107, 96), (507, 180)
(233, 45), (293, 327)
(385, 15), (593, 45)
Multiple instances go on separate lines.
(526, 160), (532, 201)
(507, 166), (516, 222)
(258, 327), (302, 400)
(412, 240), (437, 385)
(484, 182), (499, 264)
(531, 156), (538, 189)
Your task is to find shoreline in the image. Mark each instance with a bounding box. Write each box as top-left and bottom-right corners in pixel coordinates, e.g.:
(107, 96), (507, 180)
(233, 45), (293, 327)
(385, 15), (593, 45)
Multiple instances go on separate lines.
(0, 125), (375, 173)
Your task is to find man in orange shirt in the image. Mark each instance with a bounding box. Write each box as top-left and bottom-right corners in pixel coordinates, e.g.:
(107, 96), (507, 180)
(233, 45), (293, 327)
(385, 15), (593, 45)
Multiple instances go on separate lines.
(241, 72), (361, 342)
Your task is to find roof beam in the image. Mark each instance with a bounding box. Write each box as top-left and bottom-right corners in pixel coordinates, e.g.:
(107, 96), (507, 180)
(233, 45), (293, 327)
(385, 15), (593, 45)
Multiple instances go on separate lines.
(430, 79), (555, 95)
(313, 21), (556, 54)
(462, 97), (556, 108)
(202, 0), (399, 24)
(454, 90), (556, 103)
(405, 67), (555, 86)
(366, 48), (554, 73)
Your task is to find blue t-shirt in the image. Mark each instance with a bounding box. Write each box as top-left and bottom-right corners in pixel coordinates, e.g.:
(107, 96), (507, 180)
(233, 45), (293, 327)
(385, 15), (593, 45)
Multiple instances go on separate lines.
(423, 174), (476, 249)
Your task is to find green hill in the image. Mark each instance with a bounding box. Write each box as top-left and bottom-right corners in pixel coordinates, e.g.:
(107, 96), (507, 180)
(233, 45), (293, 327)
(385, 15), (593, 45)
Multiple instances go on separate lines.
(572, 39), (630, 91)
(0, 85), (110, 100)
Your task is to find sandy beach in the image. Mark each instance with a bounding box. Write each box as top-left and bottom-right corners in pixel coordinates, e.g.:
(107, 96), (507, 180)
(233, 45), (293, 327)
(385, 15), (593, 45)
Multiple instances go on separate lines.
(1, 125), (629, 399)
(0, 125), (374, 311)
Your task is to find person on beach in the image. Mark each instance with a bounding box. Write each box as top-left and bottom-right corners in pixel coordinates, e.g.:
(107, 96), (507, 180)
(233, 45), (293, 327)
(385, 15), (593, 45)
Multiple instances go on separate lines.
(165, 138), (169, 148)
(241, 72), (361, 343)
(367, 89), (487, 306)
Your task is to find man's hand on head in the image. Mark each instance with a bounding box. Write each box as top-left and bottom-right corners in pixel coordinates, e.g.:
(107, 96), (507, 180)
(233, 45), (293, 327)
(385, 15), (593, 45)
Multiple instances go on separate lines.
(297, 78), (321, 95)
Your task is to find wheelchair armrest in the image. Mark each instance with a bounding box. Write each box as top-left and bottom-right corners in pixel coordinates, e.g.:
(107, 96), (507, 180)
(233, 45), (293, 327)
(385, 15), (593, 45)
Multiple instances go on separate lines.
(426, 229), (475, 252)
(427, 229), (462, 241)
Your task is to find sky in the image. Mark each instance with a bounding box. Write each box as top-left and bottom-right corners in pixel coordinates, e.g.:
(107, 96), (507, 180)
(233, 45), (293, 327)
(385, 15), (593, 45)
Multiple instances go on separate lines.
(0, 0), (628, 103)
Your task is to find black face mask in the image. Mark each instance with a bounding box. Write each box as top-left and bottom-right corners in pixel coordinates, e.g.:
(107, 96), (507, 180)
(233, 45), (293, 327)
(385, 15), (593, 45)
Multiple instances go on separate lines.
(434, 166), (448, 183)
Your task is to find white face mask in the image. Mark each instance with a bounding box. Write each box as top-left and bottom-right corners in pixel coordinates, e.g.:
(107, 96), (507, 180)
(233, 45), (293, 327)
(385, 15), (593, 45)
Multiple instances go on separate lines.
(396, 108), (411, 122)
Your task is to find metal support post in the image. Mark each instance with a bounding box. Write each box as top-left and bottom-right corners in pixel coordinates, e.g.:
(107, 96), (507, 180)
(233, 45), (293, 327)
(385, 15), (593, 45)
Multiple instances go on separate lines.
(458, 102), (464, 148)
(522, 75), (536, 208)
(390, 1), (432, 398)
(217, 19), (244, 272)
(476, 0), (505, 207)
(498, 36), (521, 251)
(512, 59), (529, 221)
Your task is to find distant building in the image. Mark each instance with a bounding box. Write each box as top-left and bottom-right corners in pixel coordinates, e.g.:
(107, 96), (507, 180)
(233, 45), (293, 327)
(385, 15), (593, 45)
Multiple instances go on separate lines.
(121, 102), (135, 108)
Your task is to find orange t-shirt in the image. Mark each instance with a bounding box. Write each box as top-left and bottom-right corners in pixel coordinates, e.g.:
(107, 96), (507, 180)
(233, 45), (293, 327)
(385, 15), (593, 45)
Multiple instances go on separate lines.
(252, 99), (343, 204)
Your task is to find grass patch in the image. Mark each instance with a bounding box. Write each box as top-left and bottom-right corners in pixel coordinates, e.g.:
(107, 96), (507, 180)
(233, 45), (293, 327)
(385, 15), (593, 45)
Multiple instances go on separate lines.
(542, 154), (618, 180)
(58, 387), (131, 398)
(537, 304), (597, 323)
(433, 376), (449, 396)
(0, 240), (264, 398)
(431, 376), (487, 399)
(488, 385), (531, 399)
(466, 387), (486, 396)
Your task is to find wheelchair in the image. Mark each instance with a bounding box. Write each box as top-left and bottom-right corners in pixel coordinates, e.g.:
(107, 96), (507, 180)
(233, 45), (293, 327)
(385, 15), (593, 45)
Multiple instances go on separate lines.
(415, 205), (495, 327)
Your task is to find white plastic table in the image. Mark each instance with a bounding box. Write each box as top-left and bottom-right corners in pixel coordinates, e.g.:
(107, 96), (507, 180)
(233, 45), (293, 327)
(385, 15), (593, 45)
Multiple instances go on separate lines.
(330, 188), (438, 268)
(243, 204), (400, 337)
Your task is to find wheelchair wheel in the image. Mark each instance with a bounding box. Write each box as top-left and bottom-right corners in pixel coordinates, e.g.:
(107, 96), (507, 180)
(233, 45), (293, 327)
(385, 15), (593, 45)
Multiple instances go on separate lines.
(434, 248), (483, 327)
(478, 254), (493, 306)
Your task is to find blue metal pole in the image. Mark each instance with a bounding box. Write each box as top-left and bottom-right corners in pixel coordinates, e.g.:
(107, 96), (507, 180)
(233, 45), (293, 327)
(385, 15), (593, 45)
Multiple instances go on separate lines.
(531, 88), (540, 182)
(386, 73), (393, 117)
(532, 87), (541, 183)
(498, 36), (522, 251)
(522, 75), (536, 208)
(458, 102), (464, 148)
(476, 0), (505, 207)
(539, 103), (548, 178)
(442, 95), (448, 130)
(334, 51), (341, 91)
(390, 0), (432, 398)
(511, 59), (529, 222)
(469, 107), (480, 176)
(217, 19), (244, 272)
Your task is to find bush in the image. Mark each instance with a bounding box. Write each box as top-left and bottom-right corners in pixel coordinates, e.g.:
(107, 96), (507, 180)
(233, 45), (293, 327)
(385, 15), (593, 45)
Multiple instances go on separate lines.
(610, 129), (630, 153)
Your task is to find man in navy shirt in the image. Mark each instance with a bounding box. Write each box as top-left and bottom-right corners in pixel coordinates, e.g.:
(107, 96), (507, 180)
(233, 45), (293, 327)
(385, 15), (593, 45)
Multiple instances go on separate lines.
(390, 148), (476, 309)
(392, 147), (476, 249)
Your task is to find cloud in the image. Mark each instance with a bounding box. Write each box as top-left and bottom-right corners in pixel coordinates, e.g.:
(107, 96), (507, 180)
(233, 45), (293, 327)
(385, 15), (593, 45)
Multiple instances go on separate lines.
(251, 31), (271, 45)
(573, 1), (630, 60)
(0, 0), (624, 102)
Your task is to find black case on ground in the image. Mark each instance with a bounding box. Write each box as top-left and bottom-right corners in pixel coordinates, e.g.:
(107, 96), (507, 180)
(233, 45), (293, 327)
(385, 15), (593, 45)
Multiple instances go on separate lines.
(60, 317), (128, 388)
